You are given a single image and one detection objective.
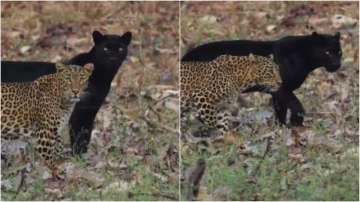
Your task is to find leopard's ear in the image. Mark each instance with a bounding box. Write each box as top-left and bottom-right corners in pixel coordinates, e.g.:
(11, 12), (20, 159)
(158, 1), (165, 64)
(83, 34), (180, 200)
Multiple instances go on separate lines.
(248, 53), (255, 61)
(84, 64), (94, 74)
(55, 63), (67, 72)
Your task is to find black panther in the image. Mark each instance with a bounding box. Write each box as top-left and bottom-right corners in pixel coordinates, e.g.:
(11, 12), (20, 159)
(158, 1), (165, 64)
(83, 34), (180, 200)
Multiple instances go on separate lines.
(1, 30), (132, 154)
(182, 32), (342, 126)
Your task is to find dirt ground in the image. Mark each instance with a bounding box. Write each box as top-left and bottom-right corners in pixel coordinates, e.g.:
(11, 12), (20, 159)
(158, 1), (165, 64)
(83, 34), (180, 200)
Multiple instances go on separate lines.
(181, 1), (359, 201)
(1, 2), (179, 200)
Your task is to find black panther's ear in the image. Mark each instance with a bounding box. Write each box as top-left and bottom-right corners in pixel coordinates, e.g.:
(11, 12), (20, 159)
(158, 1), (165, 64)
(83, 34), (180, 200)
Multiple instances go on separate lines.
(121, 32), (132, 46)
(312, 31), (318, 36)
(92, 30), (104, 44)
(335, 32), (340, 39)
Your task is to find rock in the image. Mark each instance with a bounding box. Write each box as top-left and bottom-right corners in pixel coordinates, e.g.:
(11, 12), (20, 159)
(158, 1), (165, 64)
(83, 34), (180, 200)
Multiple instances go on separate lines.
(332, 14), (357, 29)
(344, 57), (354, 64)
(276, 15), (285, 21)
(20, 45), (31, 54)
(42, 170), (52, 180)
(199, 15), (217, 24)
(129, 56), (140, 63)
(266, 25), (276, 33)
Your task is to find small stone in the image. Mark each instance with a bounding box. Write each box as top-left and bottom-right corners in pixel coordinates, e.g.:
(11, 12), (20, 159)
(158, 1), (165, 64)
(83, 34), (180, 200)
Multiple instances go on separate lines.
(20, 46), (31, 54)
(199, 15), (217, 24)
(344, 57), (354, 64)
(42, 170), (51, 180)
(266, 25), (276, 33)
(332, 14), (357, 29)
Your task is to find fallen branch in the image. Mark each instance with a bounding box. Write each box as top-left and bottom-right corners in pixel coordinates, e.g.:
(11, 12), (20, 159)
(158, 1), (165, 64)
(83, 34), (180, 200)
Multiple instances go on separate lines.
(184, 159), (206, 201)
(13, 167), (27, 200)
(139, 115), (178, 135)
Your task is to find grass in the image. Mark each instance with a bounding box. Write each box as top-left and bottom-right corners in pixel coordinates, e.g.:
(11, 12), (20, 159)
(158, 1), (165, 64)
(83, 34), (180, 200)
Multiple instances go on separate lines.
(182, 132), (358, 200)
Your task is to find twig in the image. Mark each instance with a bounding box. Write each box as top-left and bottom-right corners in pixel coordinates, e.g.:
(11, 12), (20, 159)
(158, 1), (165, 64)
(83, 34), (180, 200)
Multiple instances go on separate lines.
(139, 115), (178, 135)
(150, 93), (178, 107)
(13, 167), (27, 200)
(145, 93), (179, 121)
(145, 105), (162, 121)
(185, 159), (206, 201)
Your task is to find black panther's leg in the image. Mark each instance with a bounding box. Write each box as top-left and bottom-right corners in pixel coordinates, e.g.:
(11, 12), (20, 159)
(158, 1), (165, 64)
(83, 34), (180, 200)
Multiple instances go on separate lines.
(272, 91), (288, 125)
(69, 94), (104, 155)
(69, 111), (95, 155)
(286, 92), (305, 126)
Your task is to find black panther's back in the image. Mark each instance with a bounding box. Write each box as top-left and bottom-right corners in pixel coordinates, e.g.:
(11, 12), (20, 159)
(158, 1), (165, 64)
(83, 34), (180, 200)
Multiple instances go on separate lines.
(181, 40), (275, 61)
(1, 61), (56, 82)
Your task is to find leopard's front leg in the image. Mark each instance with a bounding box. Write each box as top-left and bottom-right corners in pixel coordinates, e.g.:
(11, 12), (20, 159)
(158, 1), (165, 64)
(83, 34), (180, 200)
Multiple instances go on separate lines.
(34, 127), (61, 179)
(195, 103), (230, 140)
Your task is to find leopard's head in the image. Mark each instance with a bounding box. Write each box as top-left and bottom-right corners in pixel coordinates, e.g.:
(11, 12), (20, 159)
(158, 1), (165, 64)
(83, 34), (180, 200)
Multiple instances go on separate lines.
(250, 54), (282, 94)
(55, 63), (94, 102)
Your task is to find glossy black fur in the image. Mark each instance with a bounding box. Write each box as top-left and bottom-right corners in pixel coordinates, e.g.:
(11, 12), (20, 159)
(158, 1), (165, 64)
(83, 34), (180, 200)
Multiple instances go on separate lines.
(182, 32), (342, 126)
(1, 61), (56, 82)
(1, 31), (132, 154)
(69, 31), (131, 154)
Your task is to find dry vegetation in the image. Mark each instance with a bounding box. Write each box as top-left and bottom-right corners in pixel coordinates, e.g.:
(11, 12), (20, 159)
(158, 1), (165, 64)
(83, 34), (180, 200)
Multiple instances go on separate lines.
(1, 2), (179, 200)
(181, 1), (359, 201)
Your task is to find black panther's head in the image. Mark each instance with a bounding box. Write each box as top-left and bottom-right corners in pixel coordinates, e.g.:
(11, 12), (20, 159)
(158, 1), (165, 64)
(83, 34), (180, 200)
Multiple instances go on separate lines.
(308, 32), (342, 72)
(91, 30), (132, 67)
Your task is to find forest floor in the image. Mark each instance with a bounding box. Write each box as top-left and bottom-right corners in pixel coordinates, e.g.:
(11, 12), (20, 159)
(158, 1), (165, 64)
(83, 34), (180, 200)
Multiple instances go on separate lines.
(180, 1), (359, 201)
(1, 2), (179, 200)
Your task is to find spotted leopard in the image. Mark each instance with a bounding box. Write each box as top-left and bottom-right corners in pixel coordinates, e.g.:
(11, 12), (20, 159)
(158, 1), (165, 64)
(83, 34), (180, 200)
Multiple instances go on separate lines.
(1, 63), (93, 177)
(180, 54), (282, 141)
